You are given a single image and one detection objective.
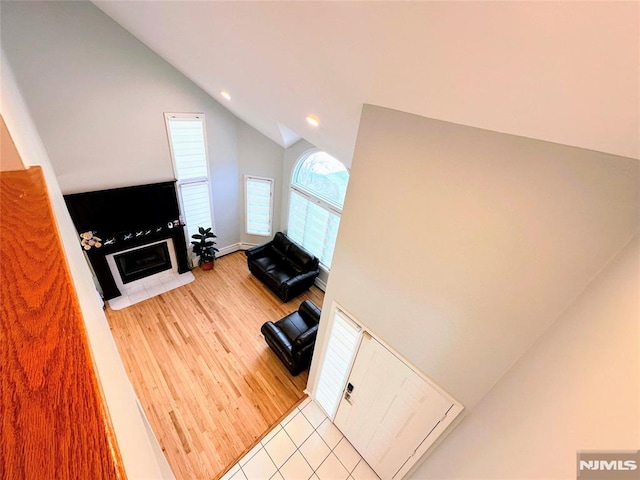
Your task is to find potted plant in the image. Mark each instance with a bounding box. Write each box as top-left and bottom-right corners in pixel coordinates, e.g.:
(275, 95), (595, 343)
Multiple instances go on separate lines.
(191, 227), (219, 270)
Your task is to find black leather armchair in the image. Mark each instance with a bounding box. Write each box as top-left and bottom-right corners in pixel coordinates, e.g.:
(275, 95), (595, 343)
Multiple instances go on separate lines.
(246, 232), (320, 302)
(261, 300), (321, 376)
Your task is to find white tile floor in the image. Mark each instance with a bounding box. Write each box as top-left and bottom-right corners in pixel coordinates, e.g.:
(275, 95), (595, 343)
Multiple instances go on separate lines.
(107, 270), (194, 310)
(221, 398), (380, 480)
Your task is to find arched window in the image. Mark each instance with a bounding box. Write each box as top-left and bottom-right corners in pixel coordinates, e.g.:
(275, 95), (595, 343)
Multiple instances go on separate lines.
(287, 151), (349, 269)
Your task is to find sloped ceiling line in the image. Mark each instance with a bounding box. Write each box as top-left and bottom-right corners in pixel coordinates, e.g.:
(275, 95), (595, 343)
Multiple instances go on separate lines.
(93, 1), (639, 161)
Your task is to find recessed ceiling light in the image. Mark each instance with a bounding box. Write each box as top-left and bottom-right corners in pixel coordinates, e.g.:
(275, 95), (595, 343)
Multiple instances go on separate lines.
(306, 115), (320, 127)
(220, 90), (231, 101)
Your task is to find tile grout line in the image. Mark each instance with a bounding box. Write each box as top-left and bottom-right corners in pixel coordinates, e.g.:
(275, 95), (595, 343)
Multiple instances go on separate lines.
(236, 400), (376, 480)
(290, 404), (357, 479)
(279, 413), (316, 479)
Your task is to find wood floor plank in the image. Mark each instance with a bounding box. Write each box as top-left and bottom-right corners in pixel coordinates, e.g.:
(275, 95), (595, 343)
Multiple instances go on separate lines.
(105, 251), (324, 480)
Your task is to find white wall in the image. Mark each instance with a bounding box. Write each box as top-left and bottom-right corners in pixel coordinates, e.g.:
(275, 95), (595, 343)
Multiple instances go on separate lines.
(281, 138), (316, 225)
(1, 48), (174, 480)
(1, 0), (283, 250)
(413, 234), (639, 479)
(238, 120), (285, 245)
(310, 105), (639, 410)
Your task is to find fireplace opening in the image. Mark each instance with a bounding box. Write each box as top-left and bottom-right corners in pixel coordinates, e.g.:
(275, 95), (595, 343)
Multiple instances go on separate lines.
(114, 242), (172, 284)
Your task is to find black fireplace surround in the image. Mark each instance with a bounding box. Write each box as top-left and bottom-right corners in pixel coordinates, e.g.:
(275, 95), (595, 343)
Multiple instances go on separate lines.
(64, 181), (190, 300)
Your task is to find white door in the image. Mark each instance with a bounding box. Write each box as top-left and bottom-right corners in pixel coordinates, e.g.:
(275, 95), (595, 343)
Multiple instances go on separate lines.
(334, 334), (454, 480)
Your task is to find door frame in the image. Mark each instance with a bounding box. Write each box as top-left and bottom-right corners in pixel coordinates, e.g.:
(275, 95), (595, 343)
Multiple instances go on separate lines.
(309, 301), (464, 479)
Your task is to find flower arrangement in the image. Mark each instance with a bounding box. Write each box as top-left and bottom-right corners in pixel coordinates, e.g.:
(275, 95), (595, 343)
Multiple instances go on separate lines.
(80, 231), (102, 250)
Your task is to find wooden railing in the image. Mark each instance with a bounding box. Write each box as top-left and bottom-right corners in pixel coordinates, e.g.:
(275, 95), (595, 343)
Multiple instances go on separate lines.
(0, 167), (126, 479)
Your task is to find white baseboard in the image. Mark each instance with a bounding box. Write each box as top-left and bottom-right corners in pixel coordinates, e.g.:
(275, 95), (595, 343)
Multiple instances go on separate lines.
(314, 277), (327, 291)
(217, 242), (258, 258)
(217, 243), (241, 257)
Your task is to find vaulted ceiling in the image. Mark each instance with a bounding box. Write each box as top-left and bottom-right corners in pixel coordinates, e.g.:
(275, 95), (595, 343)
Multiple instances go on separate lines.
(93, 1), (639, 163)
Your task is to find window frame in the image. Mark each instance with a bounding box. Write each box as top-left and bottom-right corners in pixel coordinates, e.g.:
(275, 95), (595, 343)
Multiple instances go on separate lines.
(164, 112), (215, 245)
(244, 174), (274, 237)
(286, 149), (349, 271)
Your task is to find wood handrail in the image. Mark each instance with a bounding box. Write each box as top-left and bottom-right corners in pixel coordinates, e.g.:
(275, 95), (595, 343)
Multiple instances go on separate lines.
(1, 167), (125, 479)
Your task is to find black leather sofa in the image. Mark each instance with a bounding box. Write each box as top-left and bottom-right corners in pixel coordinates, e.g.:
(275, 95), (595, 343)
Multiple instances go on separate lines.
(261, 300), (321, 375)
(246, 232), (320, 302)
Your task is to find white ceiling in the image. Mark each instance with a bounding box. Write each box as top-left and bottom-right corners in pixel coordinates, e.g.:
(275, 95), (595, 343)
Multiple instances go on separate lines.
(93, 1), (639, 163)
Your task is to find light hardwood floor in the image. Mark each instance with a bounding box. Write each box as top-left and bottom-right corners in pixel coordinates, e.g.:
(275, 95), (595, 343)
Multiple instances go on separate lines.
(105, 251), (324, 480)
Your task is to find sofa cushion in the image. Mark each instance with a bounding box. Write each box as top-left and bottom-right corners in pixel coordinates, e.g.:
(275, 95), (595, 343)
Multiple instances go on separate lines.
(251, 255), (280, 274)
(288, 243), (315, 271)
(268, 265), (301, 286)
(277, 312), (312, 342)
(271, 232), (292, 257)
(284, 258), (303, 275)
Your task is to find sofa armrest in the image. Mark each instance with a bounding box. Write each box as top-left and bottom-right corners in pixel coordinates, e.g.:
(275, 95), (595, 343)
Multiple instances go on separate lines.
(293, 324), (318, 351)
(246, 242), (272, 259)
(282, 270), (319, 289)
(261, 321), (293, 350)
(298, 300), (321, 326)
(279, 269), (320, 302)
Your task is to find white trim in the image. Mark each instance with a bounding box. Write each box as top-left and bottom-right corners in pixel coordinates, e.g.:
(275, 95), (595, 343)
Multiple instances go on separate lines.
(314, 276), (327, 291)
(290, 150), (350, 212)
(244, 175), (274, 236)
(164, 112), (216, 243)
(217, 243), (241, 257)
(313, 303), (364, 419)
(290, 184), (343, 216)
(309, 301), (363, 414)
(215, 242), (258, 258)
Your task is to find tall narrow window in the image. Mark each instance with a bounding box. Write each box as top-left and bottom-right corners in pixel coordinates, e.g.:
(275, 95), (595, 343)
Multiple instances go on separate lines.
(314, 306), (362, 418)
(287, 151), (349, 270)
(245, 175), (274, 236)
(164, 113), (213, 241)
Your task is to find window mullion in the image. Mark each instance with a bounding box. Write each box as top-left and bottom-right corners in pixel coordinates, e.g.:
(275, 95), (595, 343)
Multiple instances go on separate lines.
(291, 185), (342, 215)
(177, 177), (209, 186)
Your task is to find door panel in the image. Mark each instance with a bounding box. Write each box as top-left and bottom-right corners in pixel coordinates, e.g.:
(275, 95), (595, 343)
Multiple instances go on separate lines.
(314, 310), (362, 418)
(335, 335), (453, 479)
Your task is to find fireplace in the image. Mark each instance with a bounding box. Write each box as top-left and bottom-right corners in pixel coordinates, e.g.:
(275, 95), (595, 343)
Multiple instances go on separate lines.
(64, 181), (192, 300)
(114, 241), (172, 284)
(102, 238), (193, 310)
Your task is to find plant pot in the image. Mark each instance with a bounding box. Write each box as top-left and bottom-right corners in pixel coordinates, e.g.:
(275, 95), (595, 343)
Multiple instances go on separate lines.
(201, 261), (214, 271)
